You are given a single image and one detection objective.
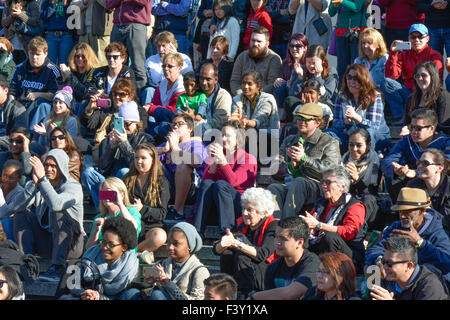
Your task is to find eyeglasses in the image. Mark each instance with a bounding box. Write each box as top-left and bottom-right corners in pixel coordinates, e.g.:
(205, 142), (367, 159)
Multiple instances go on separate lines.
(321, 179), (337, 186)
(0, 280), (7, 288)
(414, 73), (429, 80)
(381, 257), (411, 268)
(162, 64), (177, 69)
(75, 54), (86, 60)
(416, 159), (441, 167)
(171, 121), (187, 128)
(289, 43), (304, 50)
(346, 75), (360, 83)
(409, 124), (431, 132)
(409, 34), (427, 41)
(51, 134), (66, 141)
(113, 91), (128, 98)
(124, 121), (134, 128)
(297, 116), (314, 122)
(100, 240), (123, 249)
(107, 54), (121, 61)
(8, 138), (23, 145)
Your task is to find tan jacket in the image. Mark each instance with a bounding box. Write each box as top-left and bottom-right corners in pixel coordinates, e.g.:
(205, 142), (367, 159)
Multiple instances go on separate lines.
(230, 48), (282, 96)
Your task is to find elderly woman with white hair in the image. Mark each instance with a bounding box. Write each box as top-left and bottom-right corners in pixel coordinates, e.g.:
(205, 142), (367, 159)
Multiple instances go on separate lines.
(213, 187), (279, 296)
(299, 164), (367, 273)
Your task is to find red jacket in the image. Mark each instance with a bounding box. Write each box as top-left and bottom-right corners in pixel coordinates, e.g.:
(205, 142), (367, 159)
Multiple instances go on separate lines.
(243, 7), (272, 50)
(378, 0), (424, 29)
(385, 45), (444, 91)
(202, 148), (257, 194)
(147, 87), (185, 116)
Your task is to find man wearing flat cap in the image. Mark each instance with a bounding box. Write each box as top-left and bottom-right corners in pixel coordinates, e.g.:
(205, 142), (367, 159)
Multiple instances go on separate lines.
(268, 103), (341, 219)
(366, 187), (450, 289)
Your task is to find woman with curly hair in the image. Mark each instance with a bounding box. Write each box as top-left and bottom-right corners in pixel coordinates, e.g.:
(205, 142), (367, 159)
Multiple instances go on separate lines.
(303, 252), (360, 300)
(122, 143), (170, 254)
(325, 63), (391, 154)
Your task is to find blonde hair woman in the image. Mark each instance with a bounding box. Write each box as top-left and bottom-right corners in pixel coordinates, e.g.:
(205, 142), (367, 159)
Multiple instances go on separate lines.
(85, 177), (142, 250)
(354, 28), (388, 89)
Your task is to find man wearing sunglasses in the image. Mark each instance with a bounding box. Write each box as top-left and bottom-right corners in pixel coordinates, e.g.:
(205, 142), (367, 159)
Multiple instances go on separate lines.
(0, 127), (33, 181)
(366, 187), (450, 293)
(268, 102), (341, 219)
(384, 24), (443, 123)
(381, 108), (450, 202)
(370, 236), (448, 300)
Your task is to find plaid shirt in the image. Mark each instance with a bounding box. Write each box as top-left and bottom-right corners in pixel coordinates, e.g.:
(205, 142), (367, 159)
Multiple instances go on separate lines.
(332, 92), (385, 133)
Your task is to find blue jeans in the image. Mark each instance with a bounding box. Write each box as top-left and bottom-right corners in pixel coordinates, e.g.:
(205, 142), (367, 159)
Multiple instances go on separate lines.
(46, 34), (73, 65)
(446, 74), (450, 92)
(140, 86), (156, 105)
(173, 34), (190, 55)
(1, 217), (15, 241)
(273, 81), (289, 118)
(381, 78), (411, 120)
(428, 27), (450, 56)
(28, 99), (52, 135)
(117, 288), (142, 300)
(148, 289), (172, 300)
(335, 35), (360, 82)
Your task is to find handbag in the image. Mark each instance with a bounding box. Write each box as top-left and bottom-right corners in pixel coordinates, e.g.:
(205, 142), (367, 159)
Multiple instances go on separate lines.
(328, 7), (344, 56)
(312, 17), (328, 37)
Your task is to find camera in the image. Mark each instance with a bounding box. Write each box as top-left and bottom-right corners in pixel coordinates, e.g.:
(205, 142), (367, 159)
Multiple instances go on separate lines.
(344, 28), (360, 43)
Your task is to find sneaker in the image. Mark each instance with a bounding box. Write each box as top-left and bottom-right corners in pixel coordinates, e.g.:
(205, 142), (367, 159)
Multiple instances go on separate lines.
(140, 250), (154, 264)
(164, 208), (185, 222)
(39, 264), (65, 282)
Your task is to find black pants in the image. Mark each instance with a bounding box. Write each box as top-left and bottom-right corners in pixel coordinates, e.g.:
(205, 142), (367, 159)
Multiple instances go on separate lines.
(194, 179), (242, 235)
(14, 209), (84, 266)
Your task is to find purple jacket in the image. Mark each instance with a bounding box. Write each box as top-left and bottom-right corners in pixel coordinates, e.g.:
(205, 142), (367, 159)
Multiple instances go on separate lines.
(106, 0), (152, 26)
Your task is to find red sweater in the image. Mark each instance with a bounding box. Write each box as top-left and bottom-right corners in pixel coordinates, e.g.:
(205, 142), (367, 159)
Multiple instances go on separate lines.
(147, 87), (185, 116)
(243, 7), (273, 50)
(311, 202), (365, 241)
(385, 45), (444, 91)
(202, 148), (257, 194)
(378, 0), (424, 30)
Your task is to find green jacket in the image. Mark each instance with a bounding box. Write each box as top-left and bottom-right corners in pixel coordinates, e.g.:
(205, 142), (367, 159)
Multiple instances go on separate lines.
(0, 51), (16, 82)
(278, 129), (341, 182)
(328, 0), (367, 29)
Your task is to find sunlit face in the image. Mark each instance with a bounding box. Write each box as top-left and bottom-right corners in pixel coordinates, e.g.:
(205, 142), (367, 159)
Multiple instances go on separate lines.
(184, 79), (197, 97)
(305, 56), (323, 76)
(301, 87), (320, 104)
(249, 33), (268, 58)
(382, 251), (413, 283)
(74, 49), (87, 70)
(204, 285), (227, 300)
(241, 201), (265, 228)
(221, 125), (238, 152)
(171, 116), (192, 137)
(106, 50), (125, 70)
(50, 129), (67, 150)
(241, 75), (261, 101)
(361, 38), (378, 59)
(214, 6), (225, 19)
(296, 116), (319, 137)
(316, 263), (336, 294)
(134, 148), (153, 175)
(210, 43), (225, 61)
(346, 69), (361, 96)
(124, 120), (138, 136)
(162, 58), (182, 83)
(414, 67), (431, 92)
(348, 133), (369, 160)
(100, 231), (127, 266)
(288, 40), (306, 60)
(409, 31), (429, 52)
(43, 157), (62, 182)
(250, 0), (264, 10)
(28, 50), (47, 68)
(409, 118), (434, 143)
(417, 152), (444, 180)
(157, 41), (174, 58)
(199, 66), (218, 95)
(398, 208), (424, 231)
(321, 173), (345, 201)
(53, 99), (69, 115)
(167, 230), (191, 263)
(112, 89), (131, 109)
(274, 226), (301, 257)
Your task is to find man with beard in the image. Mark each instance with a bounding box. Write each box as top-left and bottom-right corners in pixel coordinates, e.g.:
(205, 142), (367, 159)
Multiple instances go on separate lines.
(229, 27), (282, 96)
(0, 127), (33, 181)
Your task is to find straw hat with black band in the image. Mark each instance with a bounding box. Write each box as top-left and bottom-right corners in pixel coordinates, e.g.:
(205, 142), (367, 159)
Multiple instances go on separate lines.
(390, 187), (431, 211)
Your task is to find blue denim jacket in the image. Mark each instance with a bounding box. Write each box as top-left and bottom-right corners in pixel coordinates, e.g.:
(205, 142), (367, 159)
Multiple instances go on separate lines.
(354, 54), (388, 89)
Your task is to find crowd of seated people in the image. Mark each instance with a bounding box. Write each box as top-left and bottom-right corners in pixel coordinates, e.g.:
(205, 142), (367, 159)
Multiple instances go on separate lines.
(0, 0), (449, 301)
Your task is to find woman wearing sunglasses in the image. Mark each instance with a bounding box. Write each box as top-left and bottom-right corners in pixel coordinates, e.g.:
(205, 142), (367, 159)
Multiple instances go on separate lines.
(324, 63), (391, 155)
(401, 61), (450, 137)
(0, 265), (24, 300)
(407, 148), (450, 236)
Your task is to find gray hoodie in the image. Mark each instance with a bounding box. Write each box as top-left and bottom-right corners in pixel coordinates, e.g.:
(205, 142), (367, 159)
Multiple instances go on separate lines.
(10, 149), (85, 235)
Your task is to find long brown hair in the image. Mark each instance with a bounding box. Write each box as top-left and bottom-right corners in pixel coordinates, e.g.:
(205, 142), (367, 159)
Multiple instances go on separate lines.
(340, 63), (379, 110)
(49, 126), (84, 171)
(319, 252), (356, 300)
(123, 143), (164, 207)
(423, 148), (450, 176)
(305, 45), (329, 79)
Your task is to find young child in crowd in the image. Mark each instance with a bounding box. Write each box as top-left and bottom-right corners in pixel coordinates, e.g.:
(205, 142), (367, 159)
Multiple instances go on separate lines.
(243, 0), (272, 50)
(176, 72), (208, 122)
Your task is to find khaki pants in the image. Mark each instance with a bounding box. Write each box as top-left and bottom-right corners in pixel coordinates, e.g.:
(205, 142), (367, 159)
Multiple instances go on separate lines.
(79, 33), (110, 67)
